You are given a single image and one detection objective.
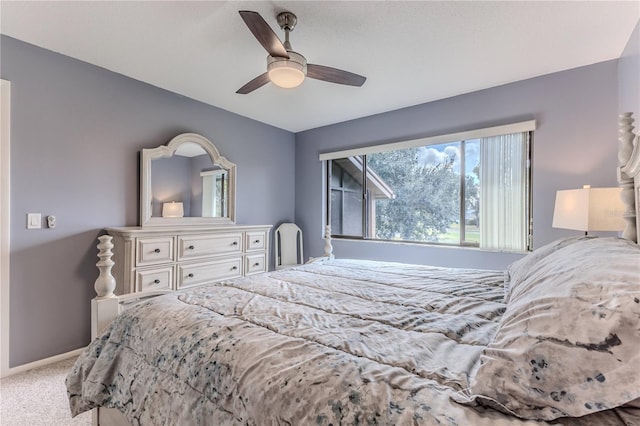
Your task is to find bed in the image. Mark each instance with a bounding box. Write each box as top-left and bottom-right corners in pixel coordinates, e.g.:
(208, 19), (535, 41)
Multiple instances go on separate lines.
(67, 113), (640, 425)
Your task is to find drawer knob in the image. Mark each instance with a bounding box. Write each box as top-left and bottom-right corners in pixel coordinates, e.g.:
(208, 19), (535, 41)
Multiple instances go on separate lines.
(188, 245), (195, 250)
(154, 248), (161, 253)
(153, 279), (160, 284)
(187, 273), (194, 278)
(231, 266), (238, 270)
(254, 239), (260, 244)
(253, 262), (260, 267)
(232, 241), (238, 246)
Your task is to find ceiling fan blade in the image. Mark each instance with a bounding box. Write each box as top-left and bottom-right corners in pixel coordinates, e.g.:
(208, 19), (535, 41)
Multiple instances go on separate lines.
(306, 64), (366, 87)
(239, 11), (289, 59)
(236, 72), (271, 94)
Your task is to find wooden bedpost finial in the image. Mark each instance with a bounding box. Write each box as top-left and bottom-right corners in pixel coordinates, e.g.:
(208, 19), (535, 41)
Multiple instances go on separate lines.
(95, 235), (116, 298)
(323, 225), (335, 259)
(618, 112), (638, 243)
(618, 112), (635, 167)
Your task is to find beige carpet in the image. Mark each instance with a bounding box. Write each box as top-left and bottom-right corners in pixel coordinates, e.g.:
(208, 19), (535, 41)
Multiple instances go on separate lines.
(0, 356), (91, 426)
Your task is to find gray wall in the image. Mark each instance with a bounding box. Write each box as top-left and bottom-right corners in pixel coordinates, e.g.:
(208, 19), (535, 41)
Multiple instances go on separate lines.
(295, 60), (621, 270)
(1, 36), (296, 367)
(619, 20), (640, 118)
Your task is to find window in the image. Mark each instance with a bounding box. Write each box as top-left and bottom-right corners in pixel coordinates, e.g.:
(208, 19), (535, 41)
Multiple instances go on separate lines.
(201, 169), (228, 218)
(322, 122), (534, 251)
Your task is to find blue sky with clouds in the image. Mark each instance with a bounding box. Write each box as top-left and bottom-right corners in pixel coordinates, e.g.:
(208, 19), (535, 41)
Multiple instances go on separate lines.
(417, 139), (480, 176)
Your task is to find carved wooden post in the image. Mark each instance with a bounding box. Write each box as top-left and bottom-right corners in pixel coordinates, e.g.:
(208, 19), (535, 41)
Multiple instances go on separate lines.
(618, 112), (637, 243)
(95, 235), (116, 298)
(323, 225), (335, 259)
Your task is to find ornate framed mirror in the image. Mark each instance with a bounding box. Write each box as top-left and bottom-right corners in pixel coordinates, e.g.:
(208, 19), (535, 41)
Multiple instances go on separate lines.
(140, 133), (236, 226)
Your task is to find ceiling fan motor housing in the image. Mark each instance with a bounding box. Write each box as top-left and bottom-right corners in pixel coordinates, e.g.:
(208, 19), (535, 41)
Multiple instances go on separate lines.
(277, 12), (297, 32)
(267, 51), (307, 88)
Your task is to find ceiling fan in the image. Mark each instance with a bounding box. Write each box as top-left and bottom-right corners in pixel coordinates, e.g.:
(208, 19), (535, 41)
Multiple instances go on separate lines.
(236, 10), (367, 94)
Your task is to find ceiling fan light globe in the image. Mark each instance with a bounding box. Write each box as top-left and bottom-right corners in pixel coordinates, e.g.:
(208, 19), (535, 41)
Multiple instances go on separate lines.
(267, 52), (307, 89)
(268, 66), (305, 88)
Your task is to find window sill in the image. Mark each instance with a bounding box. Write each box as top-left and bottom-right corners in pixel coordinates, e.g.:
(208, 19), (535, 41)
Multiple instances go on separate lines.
(330, 235), (531, 255)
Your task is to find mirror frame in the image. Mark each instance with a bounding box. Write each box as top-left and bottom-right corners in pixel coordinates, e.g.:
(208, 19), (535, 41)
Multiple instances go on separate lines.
(140, 133), (236, 226)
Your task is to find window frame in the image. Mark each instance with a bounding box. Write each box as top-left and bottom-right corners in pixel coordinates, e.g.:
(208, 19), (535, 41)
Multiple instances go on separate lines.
(322, 121), (536, 252)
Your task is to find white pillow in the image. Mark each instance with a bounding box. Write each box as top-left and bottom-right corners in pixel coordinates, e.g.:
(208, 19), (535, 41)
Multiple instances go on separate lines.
(464, 237), (640, 420)
(503, 236), (593, 303)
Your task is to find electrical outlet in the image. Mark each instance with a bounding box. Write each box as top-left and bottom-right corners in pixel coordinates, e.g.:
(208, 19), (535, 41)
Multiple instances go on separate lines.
(47, 215), (56, 228)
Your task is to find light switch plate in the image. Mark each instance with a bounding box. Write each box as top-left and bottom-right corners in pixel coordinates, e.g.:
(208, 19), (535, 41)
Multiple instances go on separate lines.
(27, 213), (41, 229)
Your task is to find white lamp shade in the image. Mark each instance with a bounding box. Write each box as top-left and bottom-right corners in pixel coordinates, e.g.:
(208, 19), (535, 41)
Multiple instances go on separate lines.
(552, 186), (625, 232)
(162, 202), (184, 218)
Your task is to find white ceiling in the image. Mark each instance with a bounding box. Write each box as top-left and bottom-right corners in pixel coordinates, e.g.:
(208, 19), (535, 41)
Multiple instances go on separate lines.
(1, 1), (638, 132)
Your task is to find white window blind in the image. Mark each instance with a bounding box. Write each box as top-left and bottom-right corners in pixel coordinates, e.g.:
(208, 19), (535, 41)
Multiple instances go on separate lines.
(479, 132), (529, 251)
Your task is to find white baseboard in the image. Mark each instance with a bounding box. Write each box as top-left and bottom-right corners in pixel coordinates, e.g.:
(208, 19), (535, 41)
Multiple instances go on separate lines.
(2, 347), (85, 378)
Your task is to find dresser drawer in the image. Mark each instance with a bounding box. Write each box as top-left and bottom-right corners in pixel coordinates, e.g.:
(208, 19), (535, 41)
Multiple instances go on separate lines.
(136, 237), (175, 266)
(177, 257), (243, 289)
(178, 233), (243, 261)
(135, 266), (173, 292)
(246, 254), (266, 275)
(246, 231), (267, 252)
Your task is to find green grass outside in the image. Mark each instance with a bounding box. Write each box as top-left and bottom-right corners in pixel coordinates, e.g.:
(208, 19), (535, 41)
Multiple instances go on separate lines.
(440, 223), (479, 244)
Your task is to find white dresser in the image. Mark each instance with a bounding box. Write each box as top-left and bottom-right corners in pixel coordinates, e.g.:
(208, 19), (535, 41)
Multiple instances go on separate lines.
(106, 225), (272, 295)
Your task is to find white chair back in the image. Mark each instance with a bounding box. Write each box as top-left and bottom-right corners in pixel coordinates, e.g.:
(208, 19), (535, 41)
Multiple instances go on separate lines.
(275, 223), (303, 269)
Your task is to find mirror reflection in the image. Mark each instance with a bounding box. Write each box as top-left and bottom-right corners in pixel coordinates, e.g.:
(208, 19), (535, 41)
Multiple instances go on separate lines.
(150, 142), (229, 219)
(140, 133), (236, 226)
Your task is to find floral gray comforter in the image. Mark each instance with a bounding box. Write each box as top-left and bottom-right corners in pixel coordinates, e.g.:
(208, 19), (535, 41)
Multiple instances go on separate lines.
(66, 258), (637, 425)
